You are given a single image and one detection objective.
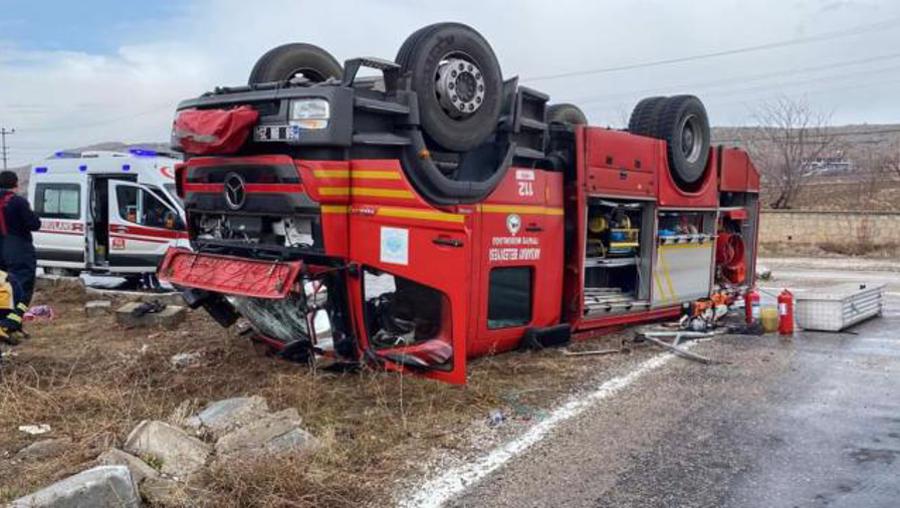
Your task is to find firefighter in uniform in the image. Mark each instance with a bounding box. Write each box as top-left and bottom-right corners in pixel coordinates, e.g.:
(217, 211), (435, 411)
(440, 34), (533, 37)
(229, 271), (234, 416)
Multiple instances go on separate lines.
(0, 171), (41, 342)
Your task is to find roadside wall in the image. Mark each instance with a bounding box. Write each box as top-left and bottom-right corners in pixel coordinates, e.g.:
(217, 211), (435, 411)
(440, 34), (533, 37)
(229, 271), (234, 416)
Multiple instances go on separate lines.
(759, 211), (900, 245)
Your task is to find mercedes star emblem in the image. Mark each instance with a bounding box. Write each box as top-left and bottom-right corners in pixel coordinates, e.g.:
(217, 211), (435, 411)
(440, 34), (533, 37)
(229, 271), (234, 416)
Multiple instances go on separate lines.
(224, 172), (246, 210)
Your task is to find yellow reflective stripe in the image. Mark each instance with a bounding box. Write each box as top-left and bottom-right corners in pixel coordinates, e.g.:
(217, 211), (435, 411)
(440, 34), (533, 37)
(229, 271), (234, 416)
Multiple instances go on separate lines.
(8, 313), (22, 323)
(16, 303), (28, 312)
(312, 170), (350, 179)
(658, 249), (677, 301)
(653, 272), (668, 303)
(322, 204), (462, 223)
(351, 188), (414, 199)
(319, 187), (414, 198)
(312, 170), (402, 180)
(351, 171), (402, 180)
(480, 204), (564, 216)
(376, 206), (465, 223)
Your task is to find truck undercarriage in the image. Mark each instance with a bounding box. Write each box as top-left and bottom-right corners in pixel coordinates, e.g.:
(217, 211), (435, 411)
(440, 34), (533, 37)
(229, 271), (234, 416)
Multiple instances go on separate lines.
(160, 23), (760, 384)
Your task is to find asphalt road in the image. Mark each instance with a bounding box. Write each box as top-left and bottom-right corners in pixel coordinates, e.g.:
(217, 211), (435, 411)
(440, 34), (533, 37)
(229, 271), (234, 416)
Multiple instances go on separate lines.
(450, 264), (900, 507)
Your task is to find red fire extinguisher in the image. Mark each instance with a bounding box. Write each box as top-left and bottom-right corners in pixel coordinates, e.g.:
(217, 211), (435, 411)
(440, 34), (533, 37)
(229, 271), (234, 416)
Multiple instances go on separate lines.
(745, 288), (760, 324)
(778, 289), (794, 335)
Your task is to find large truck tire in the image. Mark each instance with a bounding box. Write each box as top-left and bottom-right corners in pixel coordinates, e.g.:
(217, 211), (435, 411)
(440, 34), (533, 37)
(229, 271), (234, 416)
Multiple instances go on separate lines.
(547, 103), (588, 126)
(627, 96), (667, 137)
(396, 23), (503, 152)
(248, 43), (343, 84)
(654, 95), (710, 187)
(628, 95), (710, 188)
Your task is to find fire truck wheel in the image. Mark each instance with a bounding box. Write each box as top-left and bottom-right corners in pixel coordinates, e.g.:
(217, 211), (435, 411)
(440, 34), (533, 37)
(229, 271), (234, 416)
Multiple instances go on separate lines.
(248, 43), (343, 85)
(547, 103), (588, 126)
(627, 96), (667, 136)
(397, 23), (503, 152)
(654, 95), (710, 187)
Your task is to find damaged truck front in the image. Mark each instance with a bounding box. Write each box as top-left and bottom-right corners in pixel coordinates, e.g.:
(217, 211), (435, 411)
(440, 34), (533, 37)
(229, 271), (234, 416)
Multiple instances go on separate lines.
(161, 25), (526, 384)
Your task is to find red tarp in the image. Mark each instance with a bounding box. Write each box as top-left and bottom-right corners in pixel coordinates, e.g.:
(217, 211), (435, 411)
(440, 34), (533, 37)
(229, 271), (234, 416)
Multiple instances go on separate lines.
(172, 106), (259, 155)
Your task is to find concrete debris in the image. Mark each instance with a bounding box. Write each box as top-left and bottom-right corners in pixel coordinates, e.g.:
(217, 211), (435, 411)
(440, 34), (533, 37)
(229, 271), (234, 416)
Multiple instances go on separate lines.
(758, 265), (772, 281)
(18, 424), (52, 435)
(124, 420), (211, 477)
(216, 408), (318, 458)
(10, 465), (140, 508)
(96, 447), (160, 485)
(170, 351), (203, 369)
(15, 438), (72, 462)
(84, 300), (113, 317)
(116, 302), (186, 330)
(191, 396), (270, 439)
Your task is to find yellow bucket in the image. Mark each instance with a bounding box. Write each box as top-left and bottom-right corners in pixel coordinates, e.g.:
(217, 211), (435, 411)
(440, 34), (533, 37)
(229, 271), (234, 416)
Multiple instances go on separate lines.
(760, 307), (778, 333)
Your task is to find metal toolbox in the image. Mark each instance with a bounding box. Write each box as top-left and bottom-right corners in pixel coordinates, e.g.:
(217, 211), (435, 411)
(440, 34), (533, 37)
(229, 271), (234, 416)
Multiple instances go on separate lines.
(794, 283), (885, 332)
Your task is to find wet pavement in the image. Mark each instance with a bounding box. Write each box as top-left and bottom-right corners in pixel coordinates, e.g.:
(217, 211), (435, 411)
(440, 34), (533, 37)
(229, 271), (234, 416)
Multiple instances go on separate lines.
(451, 264), (900, 507)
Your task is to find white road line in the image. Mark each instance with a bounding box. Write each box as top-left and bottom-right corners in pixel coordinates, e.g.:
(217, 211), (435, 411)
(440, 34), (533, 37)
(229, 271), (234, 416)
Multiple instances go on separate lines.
(399, 350), (686, 508)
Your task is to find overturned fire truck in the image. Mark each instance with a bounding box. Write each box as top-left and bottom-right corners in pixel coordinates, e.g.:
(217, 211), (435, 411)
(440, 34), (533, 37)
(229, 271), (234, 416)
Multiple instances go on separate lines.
(160, 23), (760, 384)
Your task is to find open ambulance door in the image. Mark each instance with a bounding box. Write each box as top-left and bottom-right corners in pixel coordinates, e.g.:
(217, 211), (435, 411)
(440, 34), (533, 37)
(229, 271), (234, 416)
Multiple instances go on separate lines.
(107, 180), (186, 272)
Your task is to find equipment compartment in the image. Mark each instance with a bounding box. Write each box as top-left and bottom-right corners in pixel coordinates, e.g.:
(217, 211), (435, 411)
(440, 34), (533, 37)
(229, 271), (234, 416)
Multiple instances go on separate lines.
(582, 199), (653, 316)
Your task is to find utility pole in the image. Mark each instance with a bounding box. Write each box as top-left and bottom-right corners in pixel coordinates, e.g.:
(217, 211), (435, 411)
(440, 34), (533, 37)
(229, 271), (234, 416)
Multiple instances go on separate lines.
(0, 127), (14, 171)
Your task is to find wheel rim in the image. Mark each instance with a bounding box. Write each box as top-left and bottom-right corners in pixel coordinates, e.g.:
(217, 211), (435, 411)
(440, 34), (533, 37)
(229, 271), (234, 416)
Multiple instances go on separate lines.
(434, 53), (486, 119)
(679, 114), (704, 164)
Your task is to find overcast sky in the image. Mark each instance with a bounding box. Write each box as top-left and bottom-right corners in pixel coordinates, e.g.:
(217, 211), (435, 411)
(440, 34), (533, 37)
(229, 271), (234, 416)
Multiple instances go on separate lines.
(2, 0), (900, 166)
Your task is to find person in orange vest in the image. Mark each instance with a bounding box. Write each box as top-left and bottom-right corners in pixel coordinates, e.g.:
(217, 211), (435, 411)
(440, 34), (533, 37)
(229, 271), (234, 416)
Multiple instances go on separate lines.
(0, 171), (41, 317)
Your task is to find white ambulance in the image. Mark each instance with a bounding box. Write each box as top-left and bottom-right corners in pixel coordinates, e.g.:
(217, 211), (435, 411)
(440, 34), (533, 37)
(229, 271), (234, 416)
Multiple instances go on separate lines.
(27, 149), (188, 279)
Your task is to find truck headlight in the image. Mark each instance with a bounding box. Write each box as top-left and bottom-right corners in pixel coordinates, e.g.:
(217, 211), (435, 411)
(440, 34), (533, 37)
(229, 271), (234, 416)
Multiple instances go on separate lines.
(290, 99), (330, 129)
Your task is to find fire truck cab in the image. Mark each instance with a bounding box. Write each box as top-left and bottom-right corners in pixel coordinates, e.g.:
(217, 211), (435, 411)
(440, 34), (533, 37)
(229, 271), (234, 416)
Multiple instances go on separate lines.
(160, 23), (759, 384)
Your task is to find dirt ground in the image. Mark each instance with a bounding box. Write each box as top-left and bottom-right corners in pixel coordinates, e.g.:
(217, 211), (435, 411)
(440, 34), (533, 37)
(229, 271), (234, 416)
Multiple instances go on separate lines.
(0, 280), (638, 507)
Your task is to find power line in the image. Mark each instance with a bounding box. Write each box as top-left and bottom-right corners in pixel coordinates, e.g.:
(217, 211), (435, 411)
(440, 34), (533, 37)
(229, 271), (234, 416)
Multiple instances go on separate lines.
(570, 51), (900, 107)
(0, 128), (14, 171)
(522, 17), (900, 82)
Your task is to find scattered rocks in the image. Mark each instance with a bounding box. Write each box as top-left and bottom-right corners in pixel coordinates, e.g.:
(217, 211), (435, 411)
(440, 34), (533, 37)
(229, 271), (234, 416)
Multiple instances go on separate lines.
(14, 396), (320, 505)
(188, 396), (270, 439)
(84, 300), (113, 317)
(116, 302), (186, 329)
(16, 438), (72, 462)
(96, 448), (159, 485)
(216, 408), (319, 459)
(10, 465), (140, 508)
(124, 420), (211, 477)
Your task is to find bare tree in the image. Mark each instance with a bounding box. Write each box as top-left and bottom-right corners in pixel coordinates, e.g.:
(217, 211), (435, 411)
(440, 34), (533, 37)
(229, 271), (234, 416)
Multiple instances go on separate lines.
(885, 140), (900, 178)
(745, 97), (839, 209)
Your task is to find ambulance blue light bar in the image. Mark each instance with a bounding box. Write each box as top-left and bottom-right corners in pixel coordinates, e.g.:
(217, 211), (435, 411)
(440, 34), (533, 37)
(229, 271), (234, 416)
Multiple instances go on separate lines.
(35, 166), (48, 173)
(129, 148), (157, 157)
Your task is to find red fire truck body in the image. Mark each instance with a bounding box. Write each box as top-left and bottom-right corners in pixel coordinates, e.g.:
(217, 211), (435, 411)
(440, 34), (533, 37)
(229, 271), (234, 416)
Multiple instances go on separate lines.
(160, 24), (760, 384)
